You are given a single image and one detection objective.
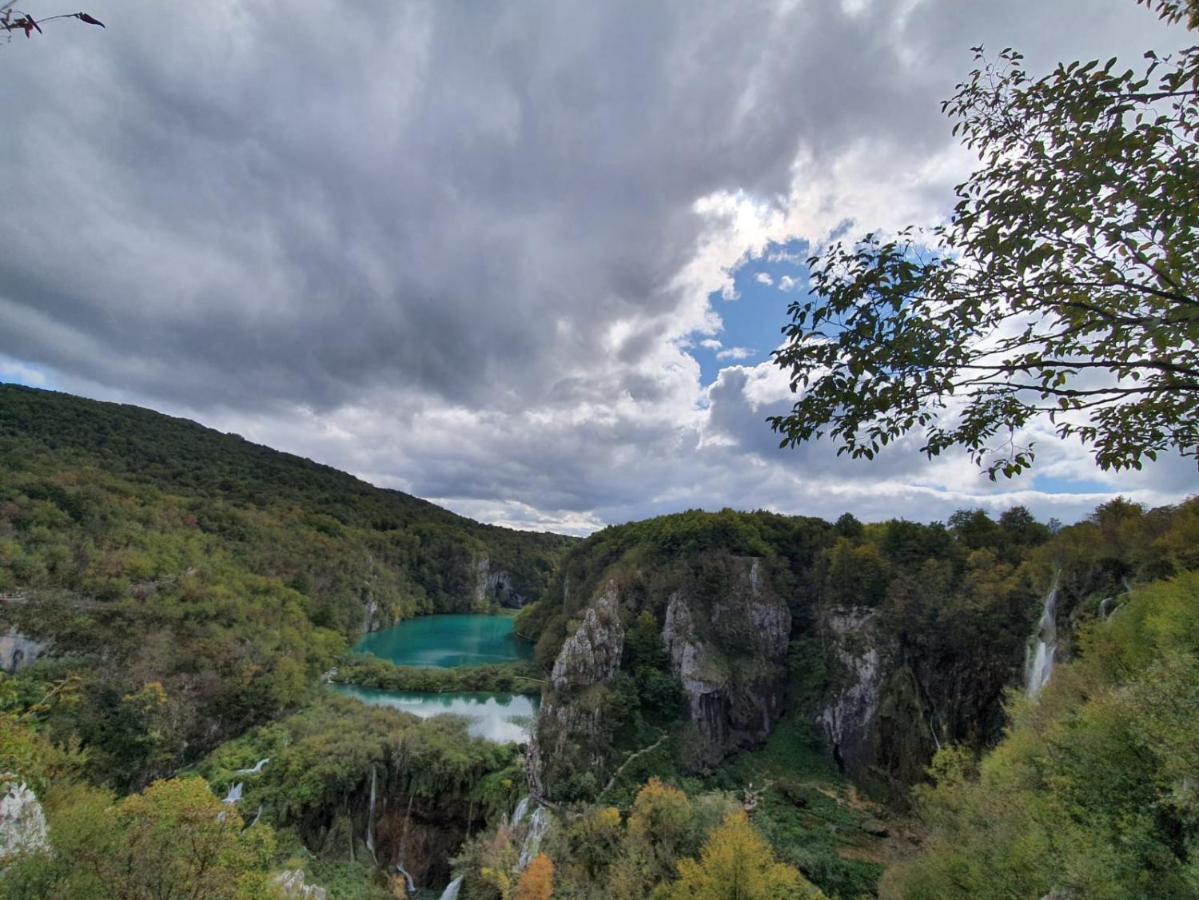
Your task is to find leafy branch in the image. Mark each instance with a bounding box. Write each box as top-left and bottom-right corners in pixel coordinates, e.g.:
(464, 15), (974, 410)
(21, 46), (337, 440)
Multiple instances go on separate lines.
(770, 9), (1199, 479)
(1, 1), (104, 40)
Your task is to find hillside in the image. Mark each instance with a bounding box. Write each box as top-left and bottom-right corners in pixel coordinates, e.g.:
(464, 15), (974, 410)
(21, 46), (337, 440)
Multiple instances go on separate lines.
(1, 385), (1196, 899)
(0, 384), (571, 786)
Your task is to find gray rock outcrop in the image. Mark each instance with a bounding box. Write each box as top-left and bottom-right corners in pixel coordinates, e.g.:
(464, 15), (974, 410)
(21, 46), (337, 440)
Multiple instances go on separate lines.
(0, 629), (45, 675)
(530, 584), (625, 797)
(533, 556), (791, 796)
(474, 557), (529, 609)
(819, 607), (885, 777)
(272, 870), (328, 899)
(0, 778), (49, 862)
(662, 557), (790, 768)
(549, 586), (624, 692)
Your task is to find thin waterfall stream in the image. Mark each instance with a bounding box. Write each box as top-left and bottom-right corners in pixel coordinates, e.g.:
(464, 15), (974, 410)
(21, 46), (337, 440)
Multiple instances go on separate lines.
(1026, 574), (1059, 697)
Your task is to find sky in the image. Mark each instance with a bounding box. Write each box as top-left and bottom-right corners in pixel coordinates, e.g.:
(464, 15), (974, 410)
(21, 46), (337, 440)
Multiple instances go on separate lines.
(1, 0), (1194, 535)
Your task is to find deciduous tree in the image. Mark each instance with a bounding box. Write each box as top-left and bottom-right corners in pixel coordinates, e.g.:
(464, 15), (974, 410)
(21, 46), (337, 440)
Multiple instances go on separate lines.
(515, 853), (554, 900)
(770, 0), (1198, 478)
(665, 810), (824, 900)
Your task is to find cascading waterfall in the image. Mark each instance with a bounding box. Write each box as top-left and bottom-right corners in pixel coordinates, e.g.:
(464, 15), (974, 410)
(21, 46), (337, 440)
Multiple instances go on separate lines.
(510, 795), (530, 829)
(235, 757), (270, 776)
(365, 765), (378, 859)
(437, 875), (463, 900)
(1025, 575), (1059, 697)
(517, 806), (549, 870)
(222, 782), (243, 805)
(393, 863), (416, 896)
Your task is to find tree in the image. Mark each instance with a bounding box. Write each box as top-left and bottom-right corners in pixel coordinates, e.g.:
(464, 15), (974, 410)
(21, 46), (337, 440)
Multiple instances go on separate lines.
(515, 853), (554, 900)
(111, 777), (275, 900)
(769, 0), (1198, 478)
(626, 778), (696, 864)
(664, 810), (824, 900)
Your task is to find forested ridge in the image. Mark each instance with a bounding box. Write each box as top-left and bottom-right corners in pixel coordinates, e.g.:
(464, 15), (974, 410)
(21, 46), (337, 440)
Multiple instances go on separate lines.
(500, 498), (1197, 898)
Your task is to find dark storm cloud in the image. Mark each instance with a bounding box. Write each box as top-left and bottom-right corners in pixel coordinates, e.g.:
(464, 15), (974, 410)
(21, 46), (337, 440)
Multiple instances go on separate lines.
(0, 0), (1004, 407)
(1, 0), (1188, 529)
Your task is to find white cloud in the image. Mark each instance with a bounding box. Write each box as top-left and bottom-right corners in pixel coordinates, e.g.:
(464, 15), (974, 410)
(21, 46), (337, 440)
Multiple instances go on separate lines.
(754, 272), (774, 286)
(716, 346), (755, 360)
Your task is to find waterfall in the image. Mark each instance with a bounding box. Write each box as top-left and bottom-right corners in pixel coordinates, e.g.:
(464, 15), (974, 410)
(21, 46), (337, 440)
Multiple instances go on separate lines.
(510, 795), (530, 829)
(394, 863), (416, 896)
(437, 876), (463, 900)
(365, 765), (378, 859)
(235, 757), (270, 776)
(1026, 576), (1059, 697)
(517, 806), (549, 870)
(222, 782), (243, 805)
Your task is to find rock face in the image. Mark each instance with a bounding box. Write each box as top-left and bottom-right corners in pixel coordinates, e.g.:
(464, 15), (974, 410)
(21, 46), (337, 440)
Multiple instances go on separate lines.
(662, 557), (790, 769)
(819, 607), (886, 778)
(530, 586), (624, 797)
(362, 598), (381, 633)
(817, 607), (943, 798)
(0, 779), (50, 862)
(474, 557), (529, 609)
(272, 870), (328, 900)
(816, 602), (1017, 802)
(550, 586), (624, 692)
(0, 629), (45, 675)
(533, 556), (790, 797)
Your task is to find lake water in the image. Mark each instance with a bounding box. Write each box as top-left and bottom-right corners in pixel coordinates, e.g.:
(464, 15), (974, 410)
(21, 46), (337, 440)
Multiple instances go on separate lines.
(339, 614), (537, 743)
(353, 614), (533, 668)
(334, 685), (538, 743)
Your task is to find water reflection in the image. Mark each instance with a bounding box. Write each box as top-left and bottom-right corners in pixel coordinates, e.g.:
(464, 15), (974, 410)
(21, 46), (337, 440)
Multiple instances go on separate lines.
(334, 685), (538, 743)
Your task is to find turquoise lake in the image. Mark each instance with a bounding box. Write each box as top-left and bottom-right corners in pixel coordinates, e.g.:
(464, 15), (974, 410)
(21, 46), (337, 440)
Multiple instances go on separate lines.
(338, 614), (537, 743)
(352, 614), (533, 668)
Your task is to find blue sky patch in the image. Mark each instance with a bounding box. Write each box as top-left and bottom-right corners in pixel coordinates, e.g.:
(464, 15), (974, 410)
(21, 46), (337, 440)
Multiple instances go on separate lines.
(1033, 474), (1113, 495)
(0, 357), (53, 391)
(689, 238), (811, 386)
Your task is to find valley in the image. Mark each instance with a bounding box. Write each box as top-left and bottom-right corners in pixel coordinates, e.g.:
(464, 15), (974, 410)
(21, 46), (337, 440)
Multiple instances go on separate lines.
(0, 385), (1196, 898)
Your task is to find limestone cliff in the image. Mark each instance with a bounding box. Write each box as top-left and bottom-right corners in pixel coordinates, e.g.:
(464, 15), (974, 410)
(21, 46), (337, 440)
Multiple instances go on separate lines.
(815, 597), (1030, 802)
(0, 779), (49, 863)
(532, 555), (791, 798)
(529, 585), (624, 798)
(661, 557), (790, 769)
(474, 556), (530, 610)
(818, 607), (886, 780)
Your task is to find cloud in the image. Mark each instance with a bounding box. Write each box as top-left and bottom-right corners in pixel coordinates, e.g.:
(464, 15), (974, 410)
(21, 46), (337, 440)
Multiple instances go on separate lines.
(716, 346), (755, 361)
(754, 273), (774, 286)
(0, 0), (1191, 533)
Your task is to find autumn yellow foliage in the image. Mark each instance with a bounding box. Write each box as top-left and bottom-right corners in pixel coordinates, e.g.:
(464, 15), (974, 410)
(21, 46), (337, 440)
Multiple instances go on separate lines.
(665, 810), (825, 900)
(515, 852), (554, 900)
